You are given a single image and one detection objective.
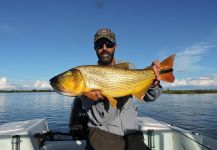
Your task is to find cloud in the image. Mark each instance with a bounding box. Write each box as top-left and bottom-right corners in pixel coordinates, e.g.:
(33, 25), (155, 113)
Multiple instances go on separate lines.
(162, 74), (217, 89)
(0, 77), (15, 89)
(175, 42), (217, 72)
(0, 77), (51, 90)
(33, 80), (51, 89)
(0, 77), (7, 89)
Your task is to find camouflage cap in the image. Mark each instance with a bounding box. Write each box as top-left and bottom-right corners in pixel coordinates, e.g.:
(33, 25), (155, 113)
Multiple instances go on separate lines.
(94, 28), (116, 43)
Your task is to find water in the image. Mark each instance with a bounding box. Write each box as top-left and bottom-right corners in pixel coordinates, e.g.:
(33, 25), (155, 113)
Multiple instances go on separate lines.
(0, 92), (216, 140)
(136, 94), (217, 140)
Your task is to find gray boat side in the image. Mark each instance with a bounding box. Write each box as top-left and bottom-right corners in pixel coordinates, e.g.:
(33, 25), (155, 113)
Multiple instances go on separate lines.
(0, 117), (216, 150)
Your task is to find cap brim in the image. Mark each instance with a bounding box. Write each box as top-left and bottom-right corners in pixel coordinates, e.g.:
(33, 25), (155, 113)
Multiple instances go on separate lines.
(94, 36), (115, 43)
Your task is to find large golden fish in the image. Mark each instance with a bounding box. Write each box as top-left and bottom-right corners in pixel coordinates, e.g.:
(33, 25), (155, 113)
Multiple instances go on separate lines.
(50, 55), (175, 107)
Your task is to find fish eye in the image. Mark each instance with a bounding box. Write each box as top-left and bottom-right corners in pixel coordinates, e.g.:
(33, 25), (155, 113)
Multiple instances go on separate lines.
(63, 71), (72, 76)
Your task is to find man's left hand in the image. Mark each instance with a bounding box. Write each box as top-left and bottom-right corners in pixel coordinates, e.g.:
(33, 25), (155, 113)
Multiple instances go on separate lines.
(151, 60), (161, 85)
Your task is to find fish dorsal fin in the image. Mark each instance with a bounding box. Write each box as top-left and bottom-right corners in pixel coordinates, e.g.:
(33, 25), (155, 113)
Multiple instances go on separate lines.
(107, 96), (117, 107)
(112, 63), (130, 69)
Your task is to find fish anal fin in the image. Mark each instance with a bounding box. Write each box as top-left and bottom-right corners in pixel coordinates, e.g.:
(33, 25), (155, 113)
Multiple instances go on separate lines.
(107, 96), (117, 107)
(133, 88), (149, 101)
(133, 92), (145, 100)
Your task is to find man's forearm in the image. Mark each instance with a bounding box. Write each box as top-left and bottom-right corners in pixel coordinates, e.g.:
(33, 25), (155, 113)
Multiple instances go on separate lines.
(143, 84), (163, 102)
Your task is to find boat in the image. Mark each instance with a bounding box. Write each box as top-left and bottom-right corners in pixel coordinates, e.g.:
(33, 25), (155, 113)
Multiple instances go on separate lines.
(0, 116), (216, 150)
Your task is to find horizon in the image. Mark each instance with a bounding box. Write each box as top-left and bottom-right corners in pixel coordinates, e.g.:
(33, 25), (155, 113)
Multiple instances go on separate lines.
(1, 0), (217, 90)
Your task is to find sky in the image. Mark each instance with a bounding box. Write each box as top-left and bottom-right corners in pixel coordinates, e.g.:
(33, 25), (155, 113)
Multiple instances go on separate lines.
(0, 0), (217, 90)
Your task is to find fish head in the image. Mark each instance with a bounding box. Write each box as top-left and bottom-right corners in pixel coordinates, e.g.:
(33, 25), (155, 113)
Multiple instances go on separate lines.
(50, 69), (84, 96)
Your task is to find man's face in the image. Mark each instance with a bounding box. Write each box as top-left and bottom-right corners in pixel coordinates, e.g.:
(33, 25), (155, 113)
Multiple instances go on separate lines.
(94, 38), (116, 65)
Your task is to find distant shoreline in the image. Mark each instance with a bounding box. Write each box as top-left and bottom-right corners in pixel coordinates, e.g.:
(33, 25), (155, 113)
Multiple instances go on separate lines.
(1, 89), (217, 94)
(163, 89), (217, 94)
(0, 89), (54, 93)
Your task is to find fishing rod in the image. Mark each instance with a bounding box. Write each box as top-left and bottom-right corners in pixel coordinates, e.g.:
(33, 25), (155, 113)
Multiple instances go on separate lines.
(143, 114), (213, 150)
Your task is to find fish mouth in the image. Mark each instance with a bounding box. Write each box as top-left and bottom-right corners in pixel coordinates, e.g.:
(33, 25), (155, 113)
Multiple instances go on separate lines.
(50, 82), (73, 96)
(49, 76), (58, 85)
(49, 76), (75, 96)
(49, 76), (63, 92)
(52, 85), (70, 96)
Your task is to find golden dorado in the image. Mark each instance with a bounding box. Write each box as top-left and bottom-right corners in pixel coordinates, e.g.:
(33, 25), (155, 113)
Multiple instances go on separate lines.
(50, 55), (175, 107)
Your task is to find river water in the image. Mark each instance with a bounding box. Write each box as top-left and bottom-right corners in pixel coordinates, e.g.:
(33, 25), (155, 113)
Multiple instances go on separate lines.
(0, 92), (216, 140)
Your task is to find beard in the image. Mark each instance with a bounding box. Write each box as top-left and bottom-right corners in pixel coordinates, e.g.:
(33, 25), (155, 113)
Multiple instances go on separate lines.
(97, 50), (115, 66)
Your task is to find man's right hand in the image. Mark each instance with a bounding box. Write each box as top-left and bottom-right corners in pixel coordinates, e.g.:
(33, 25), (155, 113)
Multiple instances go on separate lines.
(82, 90), (104, 101)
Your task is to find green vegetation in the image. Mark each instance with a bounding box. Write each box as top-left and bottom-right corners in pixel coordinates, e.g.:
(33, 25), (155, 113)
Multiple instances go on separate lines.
(0, 89), (54, 93)
(163, 89), (217, 94)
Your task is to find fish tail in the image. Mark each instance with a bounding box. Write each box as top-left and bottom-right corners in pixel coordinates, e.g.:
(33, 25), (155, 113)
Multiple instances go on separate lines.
(159, 55), (175, 83)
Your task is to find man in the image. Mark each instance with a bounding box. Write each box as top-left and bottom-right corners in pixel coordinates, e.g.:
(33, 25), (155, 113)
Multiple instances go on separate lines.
(78, 28), (162, 150)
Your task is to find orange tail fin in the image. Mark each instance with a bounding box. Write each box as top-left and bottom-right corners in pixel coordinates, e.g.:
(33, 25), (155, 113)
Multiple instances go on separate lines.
(160, 55), (175, 83)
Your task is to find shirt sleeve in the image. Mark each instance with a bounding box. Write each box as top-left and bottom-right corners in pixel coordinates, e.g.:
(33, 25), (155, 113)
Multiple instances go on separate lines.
(143, 84), (163, 102)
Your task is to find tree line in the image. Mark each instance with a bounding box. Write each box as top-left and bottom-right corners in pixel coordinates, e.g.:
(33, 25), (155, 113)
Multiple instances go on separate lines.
(163, 89), (217, 94)
(0, 89), (54, 93)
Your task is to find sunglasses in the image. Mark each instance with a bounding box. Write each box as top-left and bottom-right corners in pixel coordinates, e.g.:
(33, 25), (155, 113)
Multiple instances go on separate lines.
(94, 40), (115, 50)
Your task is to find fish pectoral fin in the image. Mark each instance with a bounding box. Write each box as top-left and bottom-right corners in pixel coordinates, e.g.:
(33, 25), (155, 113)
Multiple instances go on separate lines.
(82, 91), (98, 100)
(107, 96), (117, 107)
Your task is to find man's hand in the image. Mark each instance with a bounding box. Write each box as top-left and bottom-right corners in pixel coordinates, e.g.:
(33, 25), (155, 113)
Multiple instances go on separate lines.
(83, 90), (104, 101)
(151, 60), (161, 86)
